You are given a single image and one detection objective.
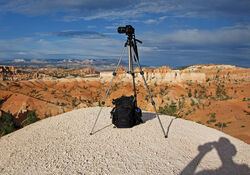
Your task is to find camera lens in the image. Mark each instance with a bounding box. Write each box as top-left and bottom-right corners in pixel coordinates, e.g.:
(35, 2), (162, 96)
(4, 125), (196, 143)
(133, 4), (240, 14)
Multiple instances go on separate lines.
(117, 25), (135, 35)
(118, 27), (126, 34)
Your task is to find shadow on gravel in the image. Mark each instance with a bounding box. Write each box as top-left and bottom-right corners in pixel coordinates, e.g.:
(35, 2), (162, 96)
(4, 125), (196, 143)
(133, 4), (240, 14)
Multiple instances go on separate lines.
(142, 112), (177, 138)
(91, 112), (177, 137)
(141, 112), (156, 122)
(165, 117), (177, 138)
(180, 137), (250, 175)
(90, 124), (113, 135)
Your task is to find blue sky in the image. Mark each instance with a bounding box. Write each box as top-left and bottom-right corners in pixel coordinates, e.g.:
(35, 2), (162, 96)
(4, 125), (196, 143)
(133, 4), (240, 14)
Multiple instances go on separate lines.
(0, 0), (250, 67)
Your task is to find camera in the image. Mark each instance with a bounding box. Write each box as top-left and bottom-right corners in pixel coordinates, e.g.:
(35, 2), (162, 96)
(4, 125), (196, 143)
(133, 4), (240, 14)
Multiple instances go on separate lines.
(117, 25), (134, 35)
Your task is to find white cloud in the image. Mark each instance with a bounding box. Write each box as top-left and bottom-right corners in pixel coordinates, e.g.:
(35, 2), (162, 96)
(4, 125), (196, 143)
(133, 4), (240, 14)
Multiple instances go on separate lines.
(143, 24), (250, 47)
(144, 19), (157, 24)
(0, 36), (125, 60)
(144, 15), (168, 24)
(159, 16), (167, 20)
(135, 24), (250, 66)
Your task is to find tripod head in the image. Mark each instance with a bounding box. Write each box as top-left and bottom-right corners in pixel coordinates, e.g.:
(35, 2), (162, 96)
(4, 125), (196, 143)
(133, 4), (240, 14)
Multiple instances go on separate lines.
(117, 25), (142, 43)
(117, 25), (142, 61)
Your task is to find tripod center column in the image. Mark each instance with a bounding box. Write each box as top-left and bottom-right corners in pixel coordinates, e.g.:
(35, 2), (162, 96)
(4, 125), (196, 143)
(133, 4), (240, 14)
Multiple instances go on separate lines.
(128, 44), (133, 73)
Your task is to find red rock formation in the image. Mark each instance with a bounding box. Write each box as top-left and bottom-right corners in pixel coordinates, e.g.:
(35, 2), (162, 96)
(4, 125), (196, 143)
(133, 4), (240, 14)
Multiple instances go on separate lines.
(153, 66), (171, 73)
(80, 66), (97, 74)
(0, 65), (17, 80)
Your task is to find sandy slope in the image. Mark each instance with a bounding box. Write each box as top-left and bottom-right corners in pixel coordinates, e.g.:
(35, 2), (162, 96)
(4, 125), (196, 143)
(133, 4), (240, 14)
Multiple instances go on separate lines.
(0, 107), (249, 175)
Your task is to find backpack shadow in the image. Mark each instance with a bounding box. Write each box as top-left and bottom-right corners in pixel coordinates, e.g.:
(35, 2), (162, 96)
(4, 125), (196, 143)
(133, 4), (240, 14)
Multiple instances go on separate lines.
(141, 112), (156, 122)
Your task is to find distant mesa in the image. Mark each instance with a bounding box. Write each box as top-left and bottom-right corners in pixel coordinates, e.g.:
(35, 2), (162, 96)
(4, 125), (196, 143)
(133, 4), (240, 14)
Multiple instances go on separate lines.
(185, 64), (237, 72)
(13, 59), (25, 63)
(0, 58), (127, 68)
(30, 59), (46, 63)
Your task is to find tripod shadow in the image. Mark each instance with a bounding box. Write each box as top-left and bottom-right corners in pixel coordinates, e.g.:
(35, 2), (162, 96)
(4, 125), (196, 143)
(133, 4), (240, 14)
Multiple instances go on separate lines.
(90, 124), (113, 135)
(165, 117), (177, 138)
(141, 112), (177, 138)
(180, 137), (250, 175)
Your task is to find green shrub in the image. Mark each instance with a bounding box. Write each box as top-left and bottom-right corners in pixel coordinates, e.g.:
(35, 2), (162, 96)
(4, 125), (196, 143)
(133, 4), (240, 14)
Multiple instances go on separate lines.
(209, 119), (216, 123)
(159, 102), (177, 116)
(72, 98), (77, 107)
(0, 100), (4, 107)
(111, 84), (118, 91)
(185, 110), (191, 116)
(191, 99), (195, 106)
(188, 89), (192, 97)
(215, 122), (227, 128)
(63, 93), (71, 97)
(216, 85), (230, 100)
(159, 88), (165, 95)
(23, 110), (39, 126)
(31, 89), (38, 94)
(178, 100), (185, 109)
(194, 89), (197, 97)
(0, 111), (15, 136)
(209, 113), (216, 119)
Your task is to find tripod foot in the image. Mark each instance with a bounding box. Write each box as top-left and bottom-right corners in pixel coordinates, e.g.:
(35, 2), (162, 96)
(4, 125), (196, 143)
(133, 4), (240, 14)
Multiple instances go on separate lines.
(90, 133), (93, 135)
(164, 135), (168, 138)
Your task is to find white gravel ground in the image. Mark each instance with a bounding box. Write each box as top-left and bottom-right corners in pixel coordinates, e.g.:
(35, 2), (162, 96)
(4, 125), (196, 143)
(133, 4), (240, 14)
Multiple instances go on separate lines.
(0, 107), (249, 175)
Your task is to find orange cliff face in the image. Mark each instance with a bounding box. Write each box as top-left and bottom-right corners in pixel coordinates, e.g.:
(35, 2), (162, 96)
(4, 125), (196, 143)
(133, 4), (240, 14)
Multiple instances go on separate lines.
(0, 92), (64, 126)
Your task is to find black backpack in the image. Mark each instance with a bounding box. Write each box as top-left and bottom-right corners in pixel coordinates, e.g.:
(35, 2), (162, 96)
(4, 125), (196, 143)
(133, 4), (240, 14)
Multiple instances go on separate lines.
(111, 96), (143, 128)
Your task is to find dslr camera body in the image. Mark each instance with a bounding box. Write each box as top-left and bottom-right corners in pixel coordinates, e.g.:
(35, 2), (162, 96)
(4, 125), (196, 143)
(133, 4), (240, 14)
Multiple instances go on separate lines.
(117, 25), (135, 36)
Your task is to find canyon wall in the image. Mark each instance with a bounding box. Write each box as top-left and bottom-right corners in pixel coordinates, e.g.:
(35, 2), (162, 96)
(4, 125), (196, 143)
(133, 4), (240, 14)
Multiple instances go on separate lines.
(100, 66), (206, 84)
(100, 65), (250, 84)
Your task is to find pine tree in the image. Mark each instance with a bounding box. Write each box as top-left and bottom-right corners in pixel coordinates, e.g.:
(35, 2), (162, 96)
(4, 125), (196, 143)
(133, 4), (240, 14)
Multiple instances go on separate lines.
(23, 110), (39, 126)
(0, 111), (15, 136)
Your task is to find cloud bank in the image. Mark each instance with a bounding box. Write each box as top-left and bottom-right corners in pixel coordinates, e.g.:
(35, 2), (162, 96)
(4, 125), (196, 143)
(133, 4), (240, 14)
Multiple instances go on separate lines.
(1, 0), (250, 20)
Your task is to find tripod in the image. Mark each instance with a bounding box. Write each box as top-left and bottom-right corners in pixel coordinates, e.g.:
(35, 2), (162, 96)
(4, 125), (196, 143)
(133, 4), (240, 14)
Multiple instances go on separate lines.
(90, 30), (166, 137)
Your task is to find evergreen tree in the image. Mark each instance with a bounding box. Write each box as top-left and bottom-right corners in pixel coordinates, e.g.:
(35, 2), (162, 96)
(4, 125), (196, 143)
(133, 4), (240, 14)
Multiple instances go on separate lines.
(0, 111), (15, 136)
(188, 89), (192, 97)
(23, 110), (39, 126)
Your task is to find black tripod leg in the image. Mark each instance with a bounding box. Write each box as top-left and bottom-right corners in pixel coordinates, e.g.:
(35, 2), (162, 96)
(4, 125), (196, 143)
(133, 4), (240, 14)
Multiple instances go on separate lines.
(131, 72), (137, 106)
(90, 46), (126, 135)
(131, 47), (166, 137)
